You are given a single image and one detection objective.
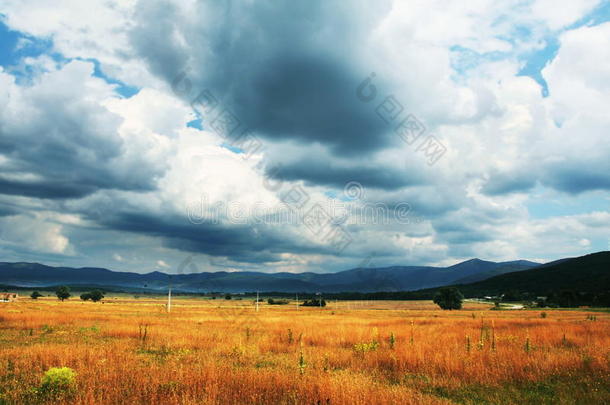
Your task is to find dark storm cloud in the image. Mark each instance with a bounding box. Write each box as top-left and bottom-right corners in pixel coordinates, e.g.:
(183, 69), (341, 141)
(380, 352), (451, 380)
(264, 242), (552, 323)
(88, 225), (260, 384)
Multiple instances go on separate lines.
(0, 177), (96, 199)
(481, 171), (537, 196)
(433, 221), (492, 244)
(0, 205), (17, 217)
(267, 158), (425, 190)
(130, 0), (397, 156)
(0, 62), (166, 200)
(96, 211), (335, 263)
(542, 163), (610, 194)
(380, 187), (462, 217)
(482, 162), (610, 196)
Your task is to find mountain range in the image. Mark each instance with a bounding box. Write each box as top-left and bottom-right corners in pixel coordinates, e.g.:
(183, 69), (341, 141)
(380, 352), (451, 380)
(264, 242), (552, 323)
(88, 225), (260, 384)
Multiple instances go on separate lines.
(0, 258), (541, 293)
(438, 251), (610, 297)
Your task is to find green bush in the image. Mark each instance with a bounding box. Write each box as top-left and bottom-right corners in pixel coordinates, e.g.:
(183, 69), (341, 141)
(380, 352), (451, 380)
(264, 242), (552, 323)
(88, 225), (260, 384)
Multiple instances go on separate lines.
(39, 367), (77, 397)
(267, 298), (289, 305)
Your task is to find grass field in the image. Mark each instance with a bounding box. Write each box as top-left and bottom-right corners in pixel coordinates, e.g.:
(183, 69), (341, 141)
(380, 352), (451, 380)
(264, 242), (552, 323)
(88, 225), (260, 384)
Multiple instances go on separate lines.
(0, 297), (608, 404)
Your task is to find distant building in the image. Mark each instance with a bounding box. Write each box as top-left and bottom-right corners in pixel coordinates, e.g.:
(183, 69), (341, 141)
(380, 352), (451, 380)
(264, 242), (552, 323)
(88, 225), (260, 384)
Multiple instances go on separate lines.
(0, 293), (18, 302)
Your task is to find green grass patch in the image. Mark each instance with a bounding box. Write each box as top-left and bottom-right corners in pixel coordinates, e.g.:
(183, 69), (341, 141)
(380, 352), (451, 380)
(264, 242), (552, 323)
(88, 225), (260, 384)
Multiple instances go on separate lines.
(424, 374), (610, 405)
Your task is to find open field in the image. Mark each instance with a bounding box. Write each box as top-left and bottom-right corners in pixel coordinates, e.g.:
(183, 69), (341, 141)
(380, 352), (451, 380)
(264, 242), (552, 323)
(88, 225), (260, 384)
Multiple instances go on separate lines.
(0, 298), (608, 404)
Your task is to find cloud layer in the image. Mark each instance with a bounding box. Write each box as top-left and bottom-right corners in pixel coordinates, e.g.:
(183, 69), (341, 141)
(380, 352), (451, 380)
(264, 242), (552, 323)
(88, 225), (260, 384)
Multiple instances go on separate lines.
(0, 0), (608, 273)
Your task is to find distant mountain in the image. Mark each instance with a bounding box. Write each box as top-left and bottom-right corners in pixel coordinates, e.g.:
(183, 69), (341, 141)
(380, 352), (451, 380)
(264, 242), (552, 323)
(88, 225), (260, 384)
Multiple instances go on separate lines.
(431, 251), (610, 297)
(453, 260), (541, 284)
(0, 258), (539, 293)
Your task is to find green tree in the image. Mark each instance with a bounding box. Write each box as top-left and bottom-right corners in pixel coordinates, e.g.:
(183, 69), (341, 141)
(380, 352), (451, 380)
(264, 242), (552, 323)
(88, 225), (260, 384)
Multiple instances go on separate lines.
(55, 286), (71, 301)
(89, 290), (104, 302)
(433, 287), (464, 310)
(30, 291), (43, 300)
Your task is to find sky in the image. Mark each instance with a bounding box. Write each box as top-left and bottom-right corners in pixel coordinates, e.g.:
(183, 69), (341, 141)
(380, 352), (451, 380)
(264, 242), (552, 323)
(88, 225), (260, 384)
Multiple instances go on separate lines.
(0, 0), (609, 274)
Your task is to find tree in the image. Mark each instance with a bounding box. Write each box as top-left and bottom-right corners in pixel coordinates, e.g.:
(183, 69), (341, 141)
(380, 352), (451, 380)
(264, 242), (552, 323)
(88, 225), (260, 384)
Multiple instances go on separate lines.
(225, 294), (232, 300)
(89, 290), (104, 302)
(30, 291), (43, 300)
(433, 287), (464, 310)
(55, 286), (71, 301)
(81, 290), (105, 302)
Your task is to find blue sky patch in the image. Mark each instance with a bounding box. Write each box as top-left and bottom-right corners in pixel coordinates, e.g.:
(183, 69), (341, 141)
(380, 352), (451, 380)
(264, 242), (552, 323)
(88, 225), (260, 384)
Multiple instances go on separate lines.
(187, 118), (203, 130)
(516, 36), (559, 97)
(0, 20), (53, 69)
(221, 142), (244, 154)
(81, 57), (140, 98)
(526, 188), (610, 219)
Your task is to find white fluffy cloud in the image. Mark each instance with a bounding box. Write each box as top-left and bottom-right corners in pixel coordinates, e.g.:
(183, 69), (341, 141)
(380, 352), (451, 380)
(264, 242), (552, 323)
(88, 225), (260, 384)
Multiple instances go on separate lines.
(0, 213), (72, 255)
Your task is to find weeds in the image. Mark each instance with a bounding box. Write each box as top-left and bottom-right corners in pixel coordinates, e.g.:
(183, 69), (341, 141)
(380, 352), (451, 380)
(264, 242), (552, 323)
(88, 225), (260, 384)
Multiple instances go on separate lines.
(138, 323), (149, 344)
(353, 341), (380, 354)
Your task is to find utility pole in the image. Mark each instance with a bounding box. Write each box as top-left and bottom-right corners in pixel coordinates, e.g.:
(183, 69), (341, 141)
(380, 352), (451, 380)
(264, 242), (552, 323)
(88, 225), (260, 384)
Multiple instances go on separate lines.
(256, 291), (259, 312)
(167, 274), (172, 313)
(296, 294), (299, 311)
(167, 286), (172, 313)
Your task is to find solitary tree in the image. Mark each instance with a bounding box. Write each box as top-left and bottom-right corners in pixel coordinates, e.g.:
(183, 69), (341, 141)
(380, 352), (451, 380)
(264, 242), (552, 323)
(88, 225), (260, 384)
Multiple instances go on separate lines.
(433, 287), (464, 310)
(55, 286), (71, 301)
(30, 291), (43, 300)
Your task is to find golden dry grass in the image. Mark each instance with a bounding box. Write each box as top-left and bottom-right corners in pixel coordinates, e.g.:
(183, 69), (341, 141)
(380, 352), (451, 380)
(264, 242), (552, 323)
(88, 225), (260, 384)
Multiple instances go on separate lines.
(0, 297), (608, 404)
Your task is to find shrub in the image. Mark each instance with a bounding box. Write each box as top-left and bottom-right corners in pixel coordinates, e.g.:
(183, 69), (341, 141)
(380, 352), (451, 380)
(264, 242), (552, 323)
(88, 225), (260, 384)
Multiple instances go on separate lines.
(39, 367), (77, 397)
(301, 299), (326, 307)
(267, 298), (289, 305)
(30, 291), (43, 299)
(353, 341), (379, 353)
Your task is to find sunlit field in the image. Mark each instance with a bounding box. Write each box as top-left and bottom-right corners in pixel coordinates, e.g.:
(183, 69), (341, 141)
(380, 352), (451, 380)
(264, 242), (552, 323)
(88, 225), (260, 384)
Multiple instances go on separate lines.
(0, 297), (608, 404)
